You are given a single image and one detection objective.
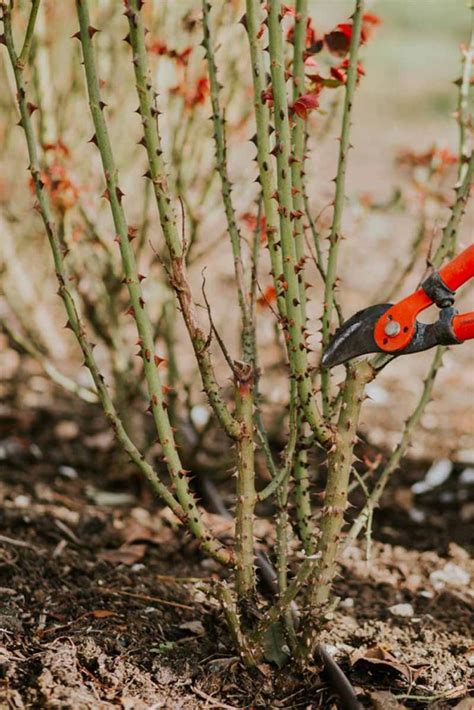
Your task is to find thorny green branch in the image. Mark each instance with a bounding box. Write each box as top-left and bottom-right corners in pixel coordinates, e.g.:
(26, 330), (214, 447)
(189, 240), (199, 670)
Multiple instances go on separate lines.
(0, 0), (193, 543)
(202, 0), (254, 363)
(345, 347), (444, 548)
(291, 0), (315, 556)
(320, 0), (365, 416)
(457, 4), (474, 183)
(244, 0), (287, 320)
(201, 0), (257, 597)
(74, 0), (231, 566)
(267, 0), (330, 446)
(125, 0), (241, 441)
(17, 0), (41, 68)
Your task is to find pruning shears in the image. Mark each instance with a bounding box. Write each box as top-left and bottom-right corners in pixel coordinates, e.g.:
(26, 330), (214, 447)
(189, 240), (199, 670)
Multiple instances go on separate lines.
(322, 244), (474, 368)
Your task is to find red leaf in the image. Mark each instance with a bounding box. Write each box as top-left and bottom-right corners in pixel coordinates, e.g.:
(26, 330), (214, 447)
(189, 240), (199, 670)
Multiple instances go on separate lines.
(362, 12), (381, 26)
(292, 93), (319, 119)
(337, 22), (353, 40)
(338, 59), (366, 78)
(281, 3), (296, 16)
(330, 66), (346, 83)
(257, 285), (277, 309)
(324, 29), (351, 57)
(261, 87), (274, 106)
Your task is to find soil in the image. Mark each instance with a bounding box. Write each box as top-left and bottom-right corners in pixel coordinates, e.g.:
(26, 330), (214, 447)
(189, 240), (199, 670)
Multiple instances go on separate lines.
(0, 381), (472, 710)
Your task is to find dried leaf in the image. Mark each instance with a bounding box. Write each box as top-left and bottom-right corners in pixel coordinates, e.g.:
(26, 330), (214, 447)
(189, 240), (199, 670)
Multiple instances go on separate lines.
(262, 621), (290, 668)
(351, 646), (429, 685)
(370, 690), (407, 709)
(121, 520), (163, 546)
(179, 620), (205, 636)
(98, 544), (147, 565)
(89, 609), (118, 619)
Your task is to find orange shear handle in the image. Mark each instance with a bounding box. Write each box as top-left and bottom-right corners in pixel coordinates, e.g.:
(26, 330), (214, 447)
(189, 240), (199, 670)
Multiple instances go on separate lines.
(374, 244), (474, 352)
(453, 312), (474, 342)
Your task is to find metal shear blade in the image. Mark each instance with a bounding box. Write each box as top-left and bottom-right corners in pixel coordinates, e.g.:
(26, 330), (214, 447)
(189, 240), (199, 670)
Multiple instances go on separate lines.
(321, 304), (392, 368)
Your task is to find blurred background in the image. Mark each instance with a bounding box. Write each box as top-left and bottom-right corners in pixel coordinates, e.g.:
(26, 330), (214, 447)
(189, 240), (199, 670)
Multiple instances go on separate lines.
(0, 0), (472, 461)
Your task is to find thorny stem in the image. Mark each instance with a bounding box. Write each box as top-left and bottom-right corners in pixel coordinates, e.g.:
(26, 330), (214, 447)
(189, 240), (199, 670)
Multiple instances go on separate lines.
(431, 151), (474, 265)
(31, 1), (58, 151)
(214, 582), (256, 666)
(291, 0), (308, 307)
(253, 553), (321, 643)
(243, 0), (286, 319)
(202, 1), (258, 597)
(18, 0), (40, 67)
(320, 0), (365, 416)
(74, 0), (231, 566)
(345, 348), (444, 548)
(293, 444), (315, 555)
(457, 5), (474, 184)
(267, 0), (330, 446)
(275, 387), (297, 595)
(125, 0), (240, 441)
(234, 375), (257, 598)
(290, 1), (315, 555)
(300, 360), (374, 660)
(202, 0), (253, 362)
(0, 1), (191, 537)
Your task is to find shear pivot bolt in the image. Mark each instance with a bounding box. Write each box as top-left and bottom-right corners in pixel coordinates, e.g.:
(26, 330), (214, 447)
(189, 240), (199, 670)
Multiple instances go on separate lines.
(384, 320), (401, 337)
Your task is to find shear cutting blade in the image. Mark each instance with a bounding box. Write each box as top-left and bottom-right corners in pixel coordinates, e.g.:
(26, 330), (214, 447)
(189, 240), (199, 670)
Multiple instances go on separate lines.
(322, 303), (393, 368)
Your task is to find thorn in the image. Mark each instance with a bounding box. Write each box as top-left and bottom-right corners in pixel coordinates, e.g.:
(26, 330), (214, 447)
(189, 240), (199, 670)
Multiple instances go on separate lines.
(87, 26), (100, 38)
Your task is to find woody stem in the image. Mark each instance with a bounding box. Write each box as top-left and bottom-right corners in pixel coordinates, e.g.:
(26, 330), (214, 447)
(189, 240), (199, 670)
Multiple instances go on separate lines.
(320, 0), (365, 417)
(75, 0), (231, 566)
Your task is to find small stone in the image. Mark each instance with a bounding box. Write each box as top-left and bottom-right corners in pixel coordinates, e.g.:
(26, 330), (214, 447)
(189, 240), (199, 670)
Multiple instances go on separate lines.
(55, 420), (79, 440)
(388, 603), (414, 618)
(419, 590), (434, 599)
(459, 467), (474, 485)
(430, 562), (470, 589)
(13, 494), (31, 508)
(340, 597), (354, 609)
(409, 508), (425, 523)
(58, 465), (78, 479)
